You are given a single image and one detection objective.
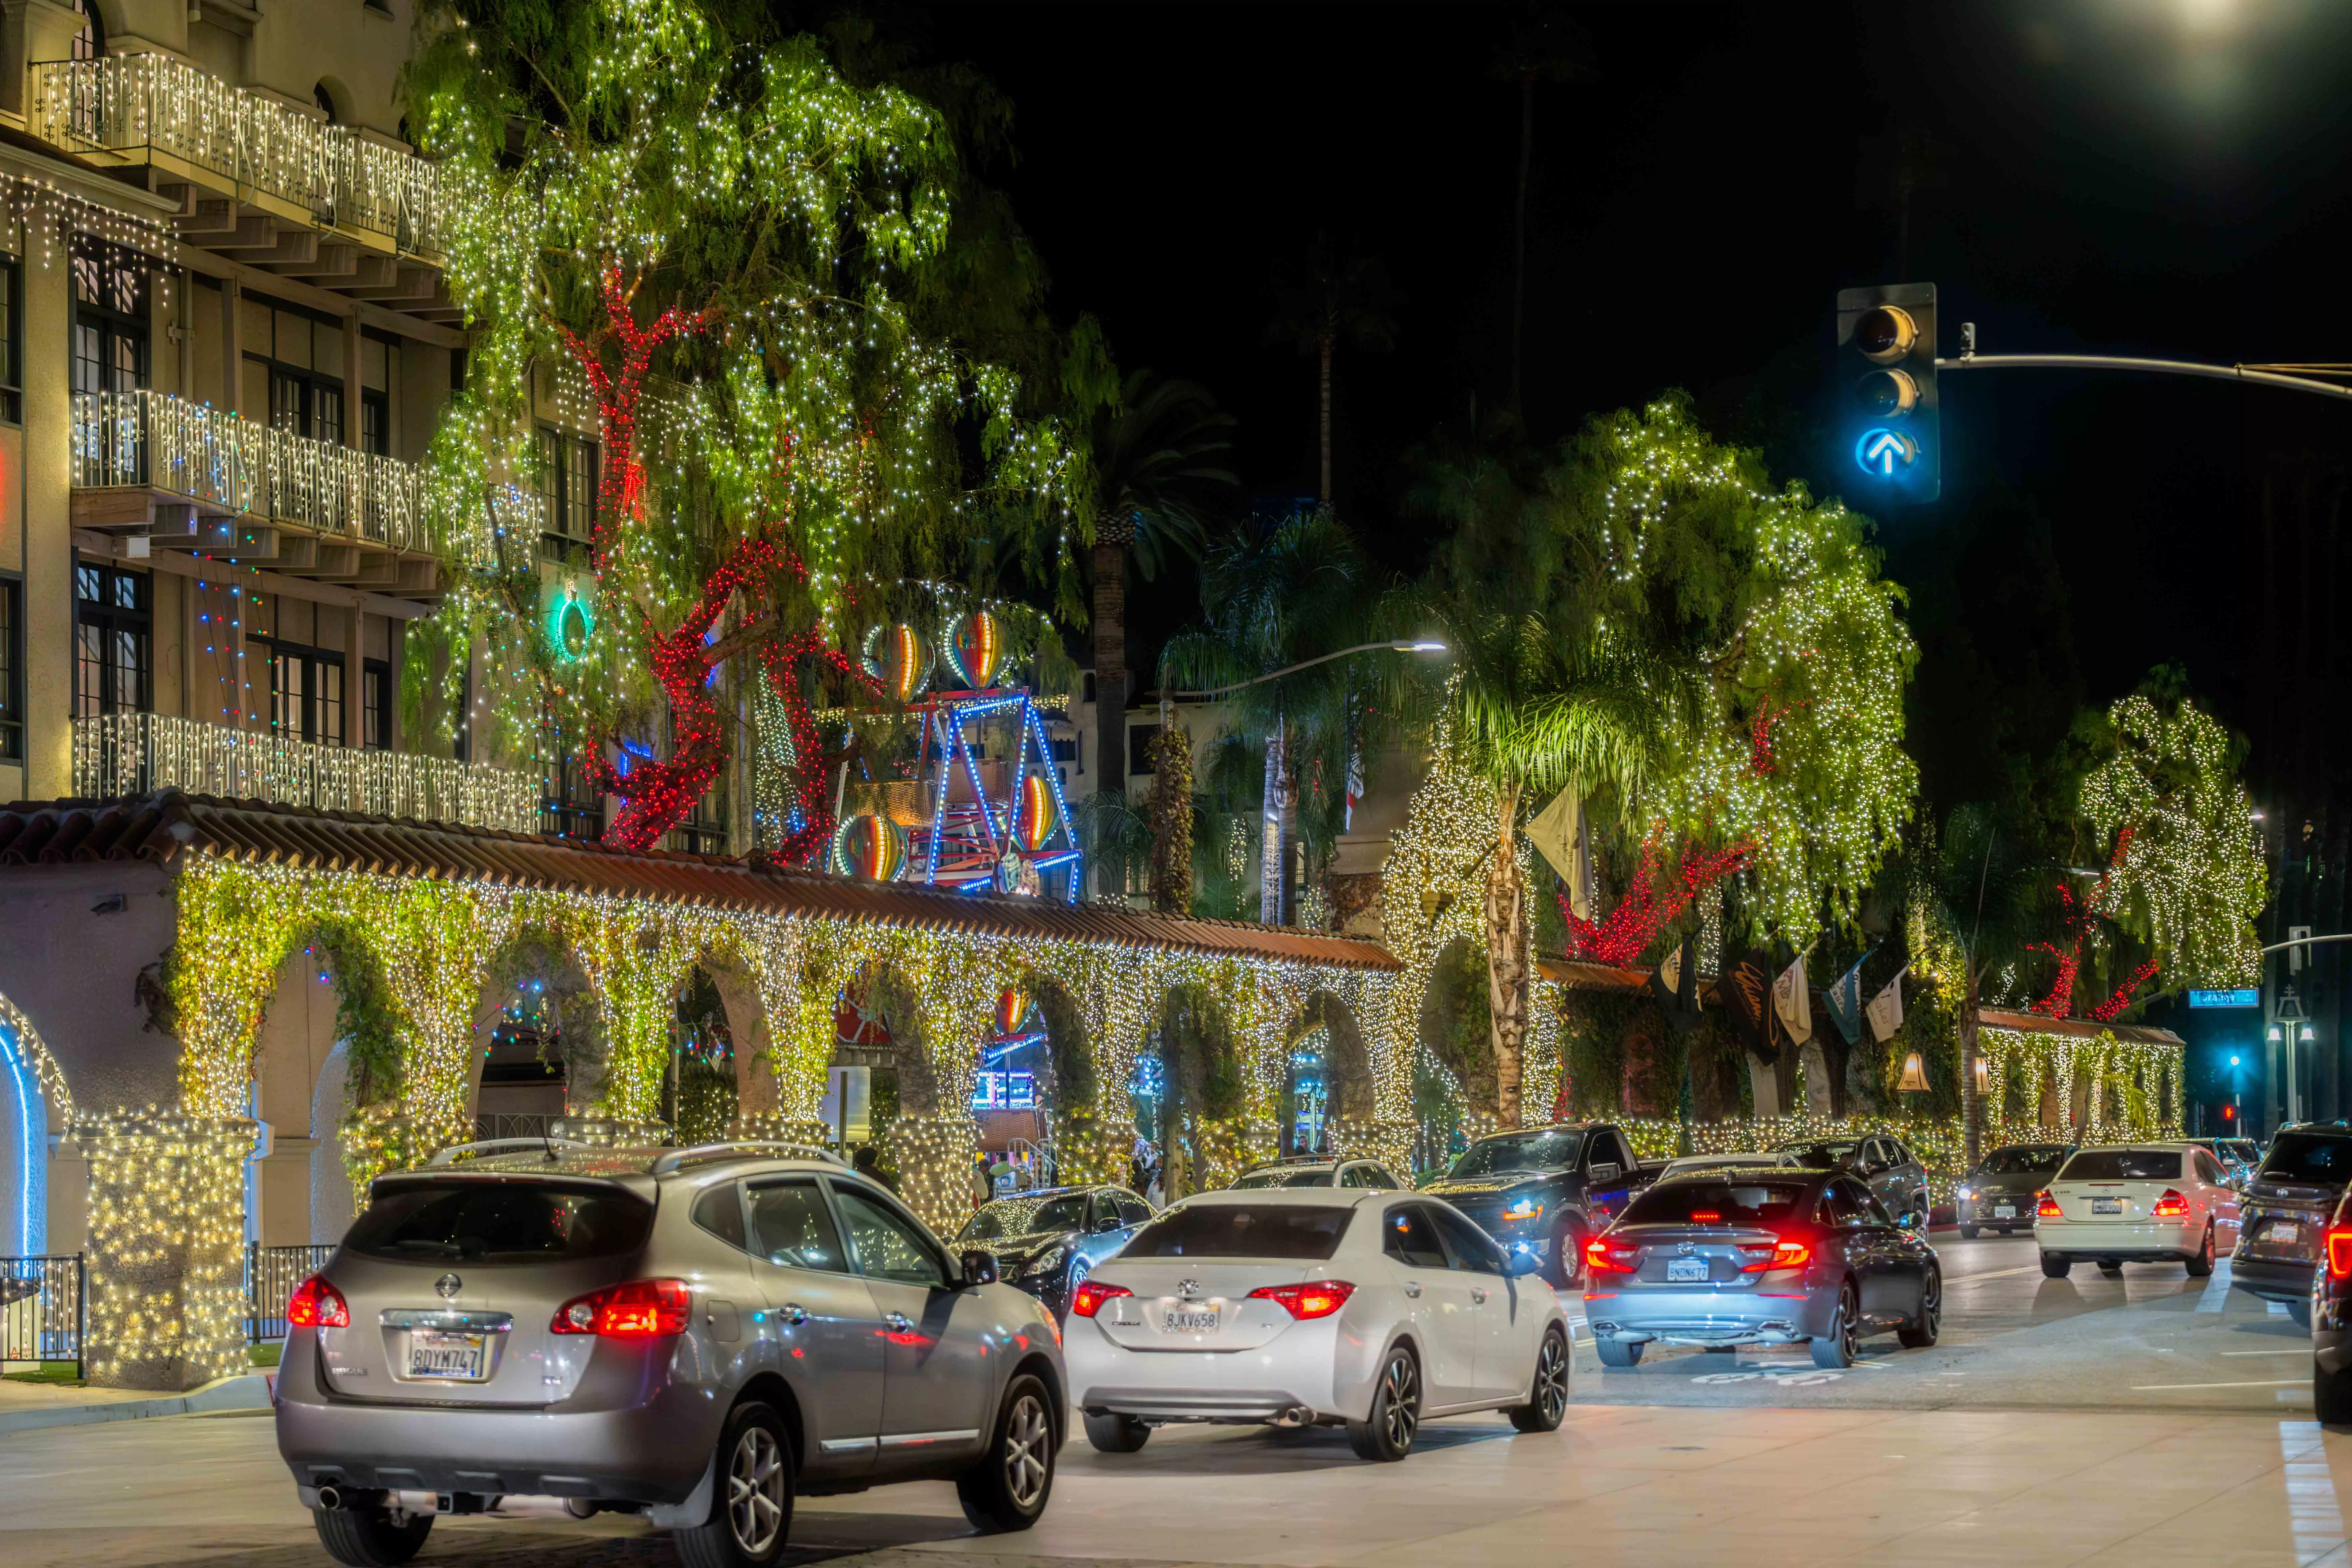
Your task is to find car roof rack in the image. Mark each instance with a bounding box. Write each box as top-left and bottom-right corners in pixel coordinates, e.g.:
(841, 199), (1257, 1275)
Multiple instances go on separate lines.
(648, 1141), (846, 1175)
(426, 1136), (595, 1167)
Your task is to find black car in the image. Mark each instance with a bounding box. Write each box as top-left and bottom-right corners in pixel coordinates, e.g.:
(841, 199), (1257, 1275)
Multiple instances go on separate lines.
(2311, 1183), (2352, 1421)
(954, 1183), (1154, 1319)
(2234, 1123), (2352, 1325)
(1955, 1142), (2074, 1237)
(1420, 1122), (1655, 1288)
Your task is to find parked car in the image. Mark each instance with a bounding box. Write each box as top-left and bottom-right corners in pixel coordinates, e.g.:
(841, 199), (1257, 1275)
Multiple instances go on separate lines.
(1419, 1122), (1656, 1287)
(1955, 1143), (2074, 1237)
(953, 1184), (1154, 1320)
(276, 1141), (1067, 1568)
(2034, 1142), (2239, 1278)
(1657, 1153), (1803, 1179)
(2233, 1123), (2352, 1324)
(2309, 1184), (2352, 1421)
(1583, 1167), (1941, 1371)
(2218, 1136), (2262, 1169)
(1230, 1156), (1410, 1191)
(1064, 1189), (1571, 1462)
(1771, 1134), (1930, 1228)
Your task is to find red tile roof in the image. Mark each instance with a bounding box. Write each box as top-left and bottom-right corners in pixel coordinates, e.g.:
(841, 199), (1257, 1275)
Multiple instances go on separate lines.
(0, 791), (1400, 972)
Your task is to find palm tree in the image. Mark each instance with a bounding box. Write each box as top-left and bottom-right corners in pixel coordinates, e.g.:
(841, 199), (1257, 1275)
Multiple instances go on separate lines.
(1084, 371), (1237, 891)
(1266, 239), (1402, 505)
(1488, 7), (1595, 414)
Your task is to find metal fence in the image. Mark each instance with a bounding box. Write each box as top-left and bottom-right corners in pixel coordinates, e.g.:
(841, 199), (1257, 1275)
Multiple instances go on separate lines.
(473, 1113), (560, 1142)
(1, 1254), (85, 1376)
(30, 53), (448, 255)
(247, 1243), (335, 1344)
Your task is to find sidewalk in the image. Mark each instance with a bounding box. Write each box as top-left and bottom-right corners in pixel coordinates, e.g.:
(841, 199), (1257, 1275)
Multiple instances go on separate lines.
(0, 1371), (273, 1436)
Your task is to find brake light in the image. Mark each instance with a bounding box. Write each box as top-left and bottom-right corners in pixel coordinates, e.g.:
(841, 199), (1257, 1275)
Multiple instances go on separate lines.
(1249, 1280), (1357, 1319)
(1738, 1239), (1812, 1273)
(1070, 1281), (1131, 1318)
(1689, 1211), (1722, 1223)
(1585, 1236), (1638, 1274)
(287, 1275), (348, 1329)
(2330, 1231), (2352, 1280)
(2151, 1188), (2189, 1219)
(549, 1279), (692, 1337)
(2036, 1192), (2061, 1219)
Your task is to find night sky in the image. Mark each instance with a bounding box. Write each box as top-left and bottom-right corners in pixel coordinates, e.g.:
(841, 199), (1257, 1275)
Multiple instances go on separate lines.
(917, 0), (2352, 804)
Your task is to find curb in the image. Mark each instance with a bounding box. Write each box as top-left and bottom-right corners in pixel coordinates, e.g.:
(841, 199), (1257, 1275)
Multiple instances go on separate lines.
(0, 1372), (273, 1436)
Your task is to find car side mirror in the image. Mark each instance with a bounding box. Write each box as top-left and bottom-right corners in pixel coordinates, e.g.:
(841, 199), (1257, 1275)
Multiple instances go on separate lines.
(1589, 1162), (1621, 1182)
(1093, 1215), (1122, 1234)
(1505, 1248), (1543, 1278)
(959, 1248), (999, 1287)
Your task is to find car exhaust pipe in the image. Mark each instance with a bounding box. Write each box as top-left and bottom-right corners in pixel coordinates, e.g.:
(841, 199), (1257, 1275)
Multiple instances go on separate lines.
(1269, 1404), (1315, 1428)
(315, 1485), (344, 1513)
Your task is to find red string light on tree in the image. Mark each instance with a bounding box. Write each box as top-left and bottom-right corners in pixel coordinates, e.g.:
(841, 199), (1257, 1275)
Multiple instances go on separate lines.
(553, 263), (718, 572)
(1560, 831), (1755, 967)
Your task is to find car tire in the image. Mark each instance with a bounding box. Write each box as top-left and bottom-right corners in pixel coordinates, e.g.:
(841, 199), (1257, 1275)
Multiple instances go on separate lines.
(312, 1503), (432, 1568)
(674, 1401), (794, 1568)
(1551, 1221), (1587, 1290)
(1596, 1336), (1643, 1369)
(957, 1373), (1056, 1532)
(2317, 1357), (2352, 1425)
(1508, 1327), (1571, 1434)
(1898, 1265), (1942, 1349)
(1958, 1224), (1979, 1240)
(1811, 1282), (1859, 1370)
(1346, 1344), (1422, 1462)
(2185, 1225), (2215, 1277)
(1083, 1411), (1150, 1454)
(2041, 1252), (2070, 1278)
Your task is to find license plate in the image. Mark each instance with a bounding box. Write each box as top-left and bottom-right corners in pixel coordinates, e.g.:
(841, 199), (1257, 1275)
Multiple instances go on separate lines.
(2092, 1197), (2122, 1216)
(1993, 1203), (2016, 1218)
(2271, 1222), (2302, 1245)
(405, 1331), (487, 1380)
(1162, 1307), (1219, 1333)
(1666, 1258), (1709, 1283)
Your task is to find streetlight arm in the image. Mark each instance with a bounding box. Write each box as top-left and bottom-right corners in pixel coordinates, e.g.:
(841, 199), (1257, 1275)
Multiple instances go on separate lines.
(1148, 641), (1447, 703)
(1940, 354), (2352, 402)
(2259, 932), (2352, 954)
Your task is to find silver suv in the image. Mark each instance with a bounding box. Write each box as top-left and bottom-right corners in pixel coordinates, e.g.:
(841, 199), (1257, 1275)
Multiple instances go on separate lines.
(274, 1141), (1066, 1567)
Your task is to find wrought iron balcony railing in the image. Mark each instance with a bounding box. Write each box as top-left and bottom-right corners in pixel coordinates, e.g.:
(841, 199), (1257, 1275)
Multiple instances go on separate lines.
(74, 713), (542, 833)
(30, 53), (447, 255)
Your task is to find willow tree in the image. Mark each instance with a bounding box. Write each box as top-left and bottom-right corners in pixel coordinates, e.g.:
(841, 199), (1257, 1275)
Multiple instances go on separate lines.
(409, 1), (1104, 850)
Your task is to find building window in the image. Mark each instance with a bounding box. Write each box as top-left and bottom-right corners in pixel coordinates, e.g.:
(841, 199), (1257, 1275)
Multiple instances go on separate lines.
(360, 389), (389, 455)
(253, 636), (344, 745)
(363, 658), (391, 749)
(540, 716), (603, 840)
(1128, 723), (1160, 774)
(0, 255), (19, 424)
(71, 242), (147, 398)
(0, 578), (20, 762)
(269, 366), (343, 445)
(70, 0), (101, 59)
(74, 562), (149, 717)
(536, 425), (599, 550)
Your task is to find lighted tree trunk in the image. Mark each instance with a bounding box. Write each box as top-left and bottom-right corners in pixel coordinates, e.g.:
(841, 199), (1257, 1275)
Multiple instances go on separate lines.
(1486, 781), (1528, 1127)
(1960, 964), (1984, 1169)
(1147, 718), (1194, 915)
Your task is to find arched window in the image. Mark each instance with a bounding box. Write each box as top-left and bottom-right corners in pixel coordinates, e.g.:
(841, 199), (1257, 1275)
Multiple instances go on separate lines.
(70, 0), (102, 61)
(313, 82), (338, 124)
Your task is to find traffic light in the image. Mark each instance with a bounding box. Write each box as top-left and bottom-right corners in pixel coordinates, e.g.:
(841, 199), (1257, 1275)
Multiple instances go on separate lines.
(1835, 282), (1939, 503)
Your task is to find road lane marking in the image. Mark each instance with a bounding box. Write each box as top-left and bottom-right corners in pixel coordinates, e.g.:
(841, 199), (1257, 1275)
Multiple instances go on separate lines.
(1944, 1264), (2047, 1283)
(2281, 1421), (2347, 1566)
(2274, 1302), (2295, 1317)
(2198, 1256), (2235, 1312)
(2132, 1378), (2307, 1390)
(2227, 1350), (2314, 1357)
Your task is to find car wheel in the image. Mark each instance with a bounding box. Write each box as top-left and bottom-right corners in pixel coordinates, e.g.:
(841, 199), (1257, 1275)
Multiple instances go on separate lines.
(1083, 1411), (1150, 1453)
(1552, 1222), (1587, 1290)
(2040, 1252), (2070, 1279)
(1958, 1224), (1979, 1240)
(673, 1401), (792, 1568)
(1811, 1282), (1859, 1370)
(312, 1503), (432, 1568)
(1898, 1265), (1942, 1349)
(957, 1373), (1056, 1532)
(2185, 1225), (2215, 1278)
(2318, 1357), (2352, 1425)
(1596, 1337), (1644, 1369)
(1508, 1327), (1571, 1433)
(1346, 1344), (1422, 1461)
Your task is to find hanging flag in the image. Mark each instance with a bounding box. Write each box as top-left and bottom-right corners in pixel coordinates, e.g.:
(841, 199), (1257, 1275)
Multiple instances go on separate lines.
(1343, 703), (1364, 834)
(1723, 950), (1779, 1061)
(1648, 930), (1705, 1036)
(1824, 953), (1870, 1046)
(1524, 789), (1594, 919)
(1867, 967), (1910, 1042)
(1772, 951), (1813, 1045)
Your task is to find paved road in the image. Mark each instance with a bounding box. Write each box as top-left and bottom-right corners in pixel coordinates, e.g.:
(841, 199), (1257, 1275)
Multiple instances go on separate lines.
(3, 1229), (2341, 1568)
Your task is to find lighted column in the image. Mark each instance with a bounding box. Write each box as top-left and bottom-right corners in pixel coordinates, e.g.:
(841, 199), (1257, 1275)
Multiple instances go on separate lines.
(80, 1109), (254, 1392)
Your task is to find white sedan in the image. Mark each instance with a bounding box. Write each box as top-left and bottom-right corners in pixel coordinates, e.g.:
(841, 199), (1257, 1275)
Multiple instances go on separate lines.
(1063, 1188), (1571, 1462)
(2034, 1141), (2242, 1278)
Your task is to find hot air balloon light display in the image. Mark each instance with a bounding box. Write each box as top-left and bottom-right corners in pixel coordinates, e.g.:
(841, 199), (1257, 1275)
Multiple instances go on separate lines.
(861, 623), (933, 705)
(830, 813), (908, 882)
(942, 609), (1006, 690)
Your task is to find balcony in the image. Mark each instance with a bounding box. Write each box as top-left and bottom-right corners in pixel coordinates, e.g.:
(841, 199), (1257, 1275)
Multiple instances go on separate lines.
(74, 712), (541, 833)
(29, 54), (457, 316)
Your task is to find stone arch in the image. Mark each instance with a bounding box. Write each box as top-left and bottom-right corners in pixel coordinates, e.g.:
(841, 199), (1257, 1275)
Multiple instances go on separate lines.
(685, 938), (774, 1130)
(471, 922), (601, 1132)
(1155, 980), (1256, 1194)
(1290, 991), (1374, 1122)
(308, 1040), (353, 1244)
(1014, 968), (1126, 1186)
(1418, 934), (1497, 1145)
(0, 991), (71, 1257)
(248, 932), (366, 1246)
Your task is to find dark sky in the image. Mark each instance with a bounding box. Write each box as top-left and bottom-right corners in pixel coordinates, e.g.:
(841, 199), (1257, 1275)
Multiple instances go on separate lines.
(920, 1), (2352, 797)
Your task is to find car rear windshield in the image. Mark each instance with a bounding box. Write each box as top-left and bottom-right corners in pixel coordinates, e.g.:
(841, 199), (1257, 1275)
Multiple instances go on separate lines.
(2260, 1132), (2352, 1186)
(1230, 1168), (1334, 1189)
(346, 1180), (652, 1263)
(1122, 1204), (1351, 1260)
(1619, 1181), (1814, 1227)
(958, 1194), (1089, 1242)
(1447, 1130), (1582, 1178)
(1979, 1147), (2070, 1176)
(2058, 1149), (2182, 1181)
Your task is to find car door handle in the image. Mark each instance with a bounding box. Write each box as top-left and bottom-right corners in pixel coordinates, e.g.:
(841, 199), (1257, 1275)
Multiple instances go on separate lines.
(1470, 1287), (1489, 1305)
(884, 1311), (914, 1332)
(779, 1303), (810, 1327)
(1403, 1282), (1423, 1298)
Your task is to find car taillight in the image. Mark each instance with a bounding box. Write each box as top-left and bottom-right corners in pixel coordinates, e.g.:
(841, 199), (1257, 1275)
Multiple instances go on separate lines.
(2151, 1188), (2189, 1218)
(549, 1279), (692, 1337)
(287, 1275), (348, 1329)
(1070, 1281), (1131, 1318)
(2036, 1192), (2061, 1219)
(2330, 1231), (2352, 1280)
(1248, 1280), (1357, 1320)
(1738, 1239), (1812, 1273)
(1585, 1236), (1638, 1274)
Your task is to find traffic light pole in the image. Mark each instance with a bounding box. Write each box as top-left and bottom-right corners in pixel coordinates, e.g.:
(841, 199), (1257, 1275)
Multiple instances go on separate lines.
(1939, 353), (2352, 402)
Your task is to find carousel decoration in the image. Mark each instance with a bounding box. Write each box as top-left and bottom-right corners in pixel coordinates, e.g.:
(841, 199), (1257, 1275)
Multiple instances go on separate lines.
(830, 813), (909, 881)
(861, 622), (934, 706)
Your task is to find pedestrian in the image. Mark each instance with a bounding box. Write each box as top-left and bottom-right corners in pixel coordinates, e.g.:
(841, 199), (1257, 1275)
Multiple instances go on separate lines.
(852, 1143), (895, 1192)
(972, 1149), (993, 1209)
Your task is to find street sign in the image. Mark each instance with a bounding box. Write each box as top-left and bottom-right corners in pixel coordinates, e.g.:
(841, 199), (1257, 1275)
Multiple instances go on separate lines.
(2189, 989), (2259, 1009)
